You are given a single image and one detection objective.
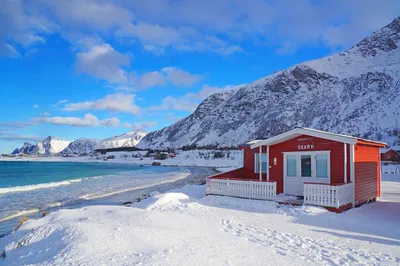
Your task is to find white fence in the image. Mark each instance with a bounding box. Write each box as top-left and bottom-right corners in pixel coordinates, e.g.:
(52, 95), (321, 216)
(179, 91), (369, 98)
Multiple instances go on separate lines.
(304, 183), (354, 208)
(207, 178), (276, 200)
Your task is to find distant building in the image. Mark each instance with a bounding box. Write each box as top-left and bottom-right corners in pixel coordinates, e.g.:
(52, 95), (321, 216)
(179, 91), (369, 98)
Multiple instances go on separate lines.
(380, 148), (400, 162)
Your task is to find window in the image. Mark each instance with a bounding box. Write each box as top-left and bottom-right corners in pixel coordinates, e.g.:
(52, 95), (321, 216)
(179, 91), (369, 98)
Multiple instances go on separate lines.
(286, 155), (297, 177)
(316, 154), (328, 178)
(301, 155), (312, 177)
(255, 153), (268, 173)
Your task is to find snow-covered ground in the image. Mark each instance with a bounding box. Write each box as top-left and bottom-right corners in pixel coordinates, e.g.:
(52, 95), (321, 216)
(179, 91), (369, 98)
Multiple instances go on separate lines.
(1, 170), (399, 265)
(0, 149), (243, 169)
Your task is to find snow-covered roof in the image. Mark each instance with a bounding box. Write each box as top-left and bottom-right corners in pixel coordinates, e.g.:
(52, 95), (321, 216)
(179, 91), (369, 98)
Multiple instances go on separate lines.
(250, 128), (387, 149)
(246, 139), (264, 145)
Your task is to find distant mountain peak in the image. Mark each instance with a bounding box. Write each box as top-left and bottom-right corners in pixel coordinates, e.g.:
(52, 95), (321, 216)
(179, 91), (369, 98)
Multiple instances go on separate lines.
(61, 138), (100, 155)
(353, 16), (400, 57)
(100, 129), (147, 149)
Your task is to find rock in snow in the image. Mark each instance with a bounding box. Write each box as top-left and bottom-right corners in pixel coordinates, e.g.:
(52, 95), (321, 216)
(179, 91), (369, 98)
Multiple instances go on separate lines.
(137, 17), (400, 149)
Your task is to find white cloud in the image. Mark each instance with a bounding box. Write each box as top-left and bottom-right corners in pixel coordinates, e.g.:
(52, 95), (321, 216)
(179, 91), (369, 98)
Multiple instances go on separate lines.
(122, 122), (132, 128)
(0, 131), (41, 142)
(118, 22), (183, 46)
(148, 95), (198, 112)
(276, 41), (298, 55)
(126, 67), (202, 90)
(148, 84), (239, 112)
(33, 113), (120, 127)
(132, 71), (166, 89)
(40, 112), (51, 116)
(0, 0), (52, 53)
(53, 99), (69, 108)
(33, 104), (39, 108)
(38, 0), (133, 32)
(166, 112), (184, 123)
(63, 93), (141, 114)
(123, 121), (158, 129)
(1, 0), (398, 59)
(100, 117), (120, 127)
(0, 122), (33, 128)
(0, 44), (20, 58)
(75, 43), (131, 84)
(161, 67), (202, 87)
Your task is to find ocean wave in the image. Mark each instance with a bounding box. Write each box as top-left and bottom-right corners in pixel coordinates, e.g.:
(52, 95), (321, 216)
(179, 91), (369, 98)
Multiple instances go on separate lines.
(0, 208), (40, 223)
(0, 179), (83, 194)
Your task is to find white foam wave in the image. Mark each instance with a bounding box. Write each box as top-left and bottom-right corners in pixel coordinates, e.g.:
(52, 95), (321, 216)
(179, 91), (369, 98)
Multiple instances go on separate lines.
(80, 173), (189, 200)
(0, 208), (40, 223)
(0, 179), (83, 194)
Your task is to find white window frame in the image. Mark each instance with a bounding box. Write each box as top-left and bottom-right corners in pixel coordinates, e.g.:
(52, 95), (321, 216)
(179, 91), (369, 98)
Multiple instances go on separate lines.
(283, 151), (331, 184)
(254, 153), (268, 173)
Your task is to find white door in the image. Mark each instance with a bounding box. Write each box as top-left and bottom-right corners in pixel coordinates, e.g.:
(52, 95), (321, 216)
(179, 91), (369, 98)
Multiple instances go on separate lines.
(284, 151), (330, 196)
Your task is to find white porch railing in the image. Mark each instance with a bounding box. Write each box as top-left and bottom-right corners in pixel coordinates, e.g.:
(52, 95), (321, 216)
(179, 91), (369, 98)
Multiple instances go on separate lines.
(304, 183), (354, 208)
(206, 178), (276, 200)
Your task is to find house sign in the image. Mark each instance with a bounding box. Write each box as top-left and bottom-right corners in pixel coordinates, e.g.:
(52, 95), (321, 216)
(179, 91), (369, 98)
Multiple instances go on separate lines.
(297, 144), (315, 150)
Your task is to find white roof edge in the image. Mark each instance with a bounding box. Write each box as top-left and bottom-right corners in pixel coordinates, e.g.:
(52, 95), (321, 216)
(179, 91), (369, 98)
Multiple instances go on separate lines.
(250, 128), (362, 149)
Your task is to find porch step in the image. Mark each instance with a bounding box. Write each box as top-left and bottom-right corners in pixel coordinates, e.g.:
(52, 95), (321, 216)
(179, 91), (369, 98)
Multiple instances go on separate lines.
(277, 199), (304, 206)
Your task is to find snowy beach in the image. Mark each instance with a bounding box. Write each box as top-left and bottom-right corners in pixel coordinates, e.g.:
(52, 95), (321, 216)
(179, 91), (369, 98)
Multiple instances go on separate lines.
(0, 160), (216, 238)
(1, 168), (399, 265)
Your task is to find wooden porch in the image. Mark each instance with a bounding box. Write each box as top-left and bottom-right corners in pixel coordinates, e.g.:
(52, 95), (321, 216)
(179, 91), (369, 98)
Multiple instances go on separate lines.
(206, 176), (354, 212)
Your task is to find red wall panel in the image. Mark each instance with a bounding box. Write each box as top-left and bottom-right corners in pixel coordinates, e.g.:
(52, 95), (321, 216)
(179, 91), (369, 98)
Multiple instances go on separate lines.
(241, 135), (348, 194)
(355, 144), (381, 204)
(241, 145), (267, 180)
(269, 135), (347, 193)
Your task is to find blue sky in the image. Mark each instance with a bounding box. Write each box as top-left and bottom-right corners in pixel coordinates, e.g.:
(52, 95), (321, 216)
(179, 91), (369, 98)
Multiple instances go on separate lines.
(0, 0), (398, 153)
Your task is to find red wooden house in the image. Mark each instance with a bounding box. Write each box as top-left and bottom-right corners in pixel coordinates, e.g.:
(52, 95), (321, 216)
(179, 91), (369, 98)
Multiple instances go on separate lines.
(380, 148), (400, 162)
(207, 128), (386, 212)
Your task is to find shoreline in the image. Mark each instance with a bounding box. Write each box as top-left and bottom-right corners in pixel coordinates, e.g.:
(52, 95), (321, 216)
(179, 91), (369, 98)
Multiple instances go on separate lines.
(0, 165), (216, 238)
(0, 149), (243, 168)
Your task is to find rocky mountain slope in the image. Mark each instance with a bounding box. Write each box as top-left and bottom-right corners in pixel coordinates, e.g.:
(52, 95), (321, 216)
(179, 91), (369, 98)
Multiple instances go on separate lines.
(99, 129), (147, 149)
(61, 138), (101, 155)
(12, 142), (35, 154)
(137, 17), (400, 149)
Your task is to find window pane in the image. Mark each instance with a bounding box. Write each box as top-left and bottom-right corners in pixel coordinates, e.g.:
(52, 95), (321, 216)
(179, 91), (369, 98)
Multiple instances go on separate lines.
(301, 155), (312, 177)
(316, 154), (328, 178)
(262, 154), (268, 173)
(286, 155), (297, 177)
(255, 153), (268, 173)
(255, 154), (259, 172)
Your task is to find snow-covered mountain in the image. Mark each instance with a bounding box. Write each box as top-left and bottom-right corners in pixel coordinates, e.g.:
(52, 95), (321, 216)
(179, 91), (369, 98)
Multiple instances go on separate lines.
(11, 130), (147, 155)
(137, 17), (400, 149)
(61, 130), (146, 154)
(31, 136), (71, 155)
(61, 138), (101, 155)
(99, 129), (147, 149)
(12, 142), (36, 154)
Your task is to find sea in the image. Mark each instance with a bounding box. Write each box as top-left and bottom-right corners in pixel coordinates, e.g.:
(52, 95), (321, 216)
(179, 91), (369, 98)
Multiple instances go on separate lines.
(0, 161), (191, 236)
